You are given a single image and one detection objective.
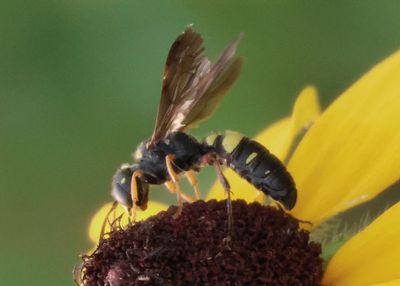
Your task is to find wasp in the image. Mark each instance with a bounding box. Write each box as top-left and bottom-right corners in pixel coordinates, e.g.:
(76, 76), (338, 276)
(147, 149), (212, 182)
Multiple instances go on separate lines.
(111, 26), (297, 233)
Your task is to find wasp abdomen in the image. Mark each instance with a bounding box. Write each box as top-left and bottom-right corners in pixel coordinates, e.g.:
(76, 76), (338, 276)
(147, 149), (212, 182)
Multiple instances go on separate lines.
(206, 131), (297, 209)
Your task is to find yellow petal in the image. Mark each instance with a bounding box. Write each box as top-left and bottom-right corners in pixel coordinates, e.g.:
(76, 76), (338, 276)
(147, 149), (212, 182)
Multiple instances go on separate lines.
(88, 201), (168, 243)
(255, 117), (292, 161)
(256, 85), (320, 162)
(370, 279), (400, 286)
(289, 50), (400, 224)
(85, 246), (97, 255)
(206, 86), (320, 202)
(323, 202), (400, 286)
(205, 168), (267, 203)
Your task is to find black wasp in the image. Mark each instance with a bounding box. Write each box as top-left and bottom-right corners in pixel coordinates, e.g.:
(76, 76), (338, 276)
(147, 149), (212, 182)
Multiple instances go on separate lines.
(111, 26), (297, 232)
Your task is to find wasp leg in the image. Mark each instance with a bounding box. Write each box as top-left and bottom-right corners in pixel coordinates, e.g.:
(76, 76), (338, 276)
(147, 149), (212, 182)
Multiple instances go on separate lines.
(214, 160), (233, 237)
(130, 170), (143, 223)
(185, 170), (201, 200)
(164, 180), (195, 203)
(165, 154), (184, 218)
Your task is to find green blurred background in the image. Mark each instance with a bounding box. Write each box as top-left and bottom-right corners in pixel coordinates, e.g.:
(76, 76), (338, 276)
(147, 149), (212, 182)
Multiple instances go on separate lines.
(2, 0), (400, 285)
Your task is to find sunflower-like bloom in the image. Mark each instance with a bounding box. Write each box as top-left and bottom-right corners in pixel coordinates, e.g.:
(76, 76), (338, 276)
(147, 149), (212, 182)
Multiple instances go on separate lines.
(87, 50), (400, 286)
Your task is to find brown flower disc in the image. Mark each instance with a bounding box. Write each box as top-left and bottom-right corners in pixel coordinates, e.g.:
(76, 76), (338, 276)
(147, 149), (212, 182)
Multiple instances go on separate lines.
(81, 200), (322, 286)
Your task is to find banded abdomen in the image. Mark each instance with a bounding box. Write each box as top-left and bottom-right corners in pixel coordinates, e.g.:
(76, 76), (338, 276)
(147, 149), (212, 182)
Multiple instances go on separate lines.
(205, 131), (297, 209)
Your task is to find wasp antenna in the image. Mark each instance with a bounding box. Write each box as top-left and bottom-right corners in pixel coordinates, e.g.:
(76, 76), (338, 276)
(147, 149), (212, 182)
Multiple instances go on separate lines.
(100, 201), (119, 240)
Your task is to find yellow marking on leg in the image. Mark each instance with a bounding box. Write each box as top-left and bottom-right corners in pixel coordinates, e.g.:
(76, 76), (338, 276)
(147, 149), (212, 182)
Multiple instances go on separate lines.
(164, 181), (195, 203)
(185, 170), (201, 200)
(164, 180), (176, 194)
(165, 155), (184, 217)
(130, 170), (143, 223)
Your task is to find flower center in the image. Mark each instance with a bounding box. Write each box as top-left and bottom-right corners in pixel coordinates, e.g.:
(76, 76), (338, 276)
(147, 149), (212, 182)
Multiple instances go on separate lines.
(81, 200), (323, 285)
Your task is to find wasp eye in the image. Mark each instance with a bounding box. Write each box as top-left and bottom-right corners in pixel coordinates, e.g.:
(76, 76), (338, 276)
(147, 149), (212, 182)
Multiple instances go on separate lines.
(111, 167), (133, 208)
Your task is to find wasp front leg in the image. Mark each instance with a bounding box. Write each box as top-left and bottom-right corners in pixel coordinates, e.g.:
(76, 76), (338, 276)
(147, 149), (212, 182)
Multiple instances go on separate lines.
(129, 170), (143, 223)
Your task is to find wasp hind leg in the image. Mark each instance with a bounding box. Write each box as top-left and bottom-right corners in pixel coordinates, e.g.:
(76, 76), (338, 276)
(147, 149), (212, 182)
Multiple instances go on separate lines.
(129, 170), (143, 223)
(165, 154), (185, 218)
(214, 160), (234, 238)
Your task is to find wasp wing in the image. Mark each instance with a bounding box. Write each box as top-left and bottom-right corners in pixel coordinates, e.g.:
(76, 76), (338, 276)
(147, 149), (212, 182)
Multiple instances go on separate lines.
(151, 26), (210, 143)
(149, 26), (242, 145)
(180, 42), (242, 131)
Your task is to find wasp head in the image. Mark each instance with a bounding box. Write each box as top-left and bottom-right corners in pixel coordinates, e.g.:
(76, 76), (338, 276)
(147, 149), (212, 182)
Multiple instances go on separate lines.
(111, 165), (149, 210)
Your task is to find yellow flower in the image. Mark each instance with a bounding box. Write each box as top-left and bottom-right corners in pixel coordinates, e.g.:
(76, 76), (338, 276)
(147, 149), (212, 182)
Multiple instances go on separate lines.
(88, 50), (400, 286)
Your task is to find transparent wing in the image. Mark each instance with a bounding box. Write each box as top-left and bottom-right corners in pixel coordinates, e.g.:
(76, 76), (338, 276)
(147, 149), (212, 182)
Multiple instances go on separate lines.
(149, 26), (242, 145)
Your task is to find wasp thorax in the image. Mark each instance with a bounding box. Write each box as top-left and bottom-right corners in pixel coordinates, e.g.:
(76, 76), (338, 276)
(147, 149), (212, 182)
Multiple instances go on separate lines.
(133, 142), (146, 161)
